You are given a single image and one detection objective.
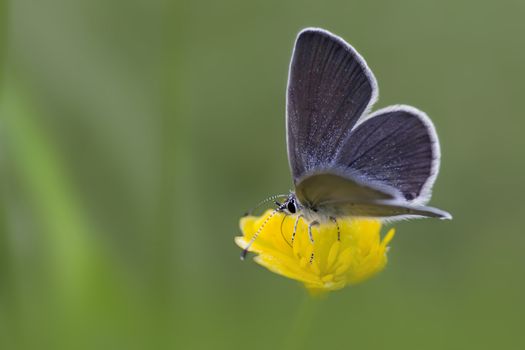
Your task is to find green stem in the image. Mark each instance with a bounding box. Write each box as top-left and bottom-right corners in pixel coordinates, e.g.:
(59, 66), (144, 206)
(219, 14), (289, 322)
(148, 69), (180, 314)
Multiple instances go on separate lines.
(282, 291), (324, 350)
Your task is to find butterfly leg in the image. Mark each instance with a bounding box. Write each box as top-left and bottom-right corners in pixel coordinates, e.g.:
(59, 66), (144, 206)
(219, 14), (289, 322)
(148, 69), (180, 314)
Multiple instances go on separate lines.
(291, 214), (303, 246)
(308, 221), (319, 263)
(279, 213), (292, 247)
(307, 221), (319, 243)
(330, 216), (341, 241)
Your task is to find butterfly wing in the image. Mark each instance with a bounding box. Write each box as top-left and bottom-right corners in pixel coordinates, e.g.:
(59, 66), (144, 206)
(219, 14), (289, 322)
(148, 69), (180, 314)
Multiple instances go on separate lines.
(294, 172), (398, 205)
(294, 106), (450, 219)
(295, 172), (450, 220)
(286, 28), (378, 183)
(335, 105), (440, 205)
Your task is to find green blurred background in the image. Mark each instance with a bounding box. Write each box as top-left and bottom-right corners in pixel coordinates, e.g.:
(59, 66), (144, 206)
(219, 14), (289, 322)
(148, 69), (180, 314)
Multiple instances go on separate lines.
(1, 0), (524, 349)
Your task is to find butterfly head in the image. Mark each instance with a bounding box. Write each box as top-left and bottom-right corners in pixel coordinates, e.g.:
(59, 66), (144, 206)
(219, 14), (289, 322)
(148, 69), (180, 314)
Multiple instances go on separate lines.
(281, 193), (315, 218)
(281, 194), (299, 215)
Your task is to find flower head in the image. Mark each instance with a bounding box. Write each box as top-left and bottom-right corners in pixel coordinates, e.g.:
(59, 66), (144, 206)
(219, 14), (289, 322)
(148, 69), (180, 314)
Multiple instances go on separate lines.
(235, 210), (395, 295)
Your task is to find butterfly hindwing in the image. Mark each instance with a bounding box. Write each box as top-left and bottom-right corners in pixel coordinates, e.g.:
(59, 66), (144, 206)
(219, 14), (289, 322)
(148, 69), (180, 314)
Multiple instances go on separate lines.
(335, 105), (440, 205)
(295, 172), (450, 220)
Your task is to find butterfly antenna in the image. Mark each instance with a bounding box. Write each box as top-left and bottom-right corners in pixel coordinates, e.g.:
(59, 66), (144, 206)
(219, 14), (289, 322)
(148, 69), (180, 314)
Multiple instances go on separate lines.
(244, 194), (289, 216)
(241, 203), (287, 260)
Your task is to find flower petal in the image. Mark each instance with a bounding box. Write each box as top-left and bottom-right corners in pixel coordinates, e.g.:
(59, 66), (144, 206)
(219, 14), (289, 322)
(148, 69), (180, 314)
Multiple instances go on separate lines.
(236, 210), (395, 293)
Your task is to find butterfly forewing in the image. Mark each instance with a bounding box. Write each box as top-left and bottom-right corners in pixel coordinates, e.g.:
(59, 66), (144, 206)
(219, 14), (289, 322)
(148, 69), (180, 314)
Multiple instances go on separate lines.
(286, 28), (378, 183)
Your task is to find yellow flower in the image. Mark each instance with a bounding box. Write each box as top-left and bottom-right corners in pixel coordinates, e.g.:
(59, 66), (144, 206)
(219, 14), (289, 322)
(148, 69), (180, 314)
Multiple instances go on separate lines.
(235, 210), (395, 295)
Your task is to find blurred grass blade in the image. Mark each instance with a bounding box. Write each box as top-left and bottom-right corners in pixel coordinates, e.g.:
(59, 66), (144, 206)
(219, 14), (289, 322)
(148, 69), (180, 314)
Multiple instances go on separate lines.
(0, 82), (145, 349)
(1, 83), (97, 298)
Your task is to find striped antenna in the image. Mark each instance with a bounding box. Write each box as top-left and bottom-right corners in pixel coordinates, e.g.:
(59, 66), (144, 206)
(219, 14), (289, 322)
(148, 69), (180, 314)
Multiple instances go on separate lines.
(244, 194), (289, 216)
(240, 202), (287, 260)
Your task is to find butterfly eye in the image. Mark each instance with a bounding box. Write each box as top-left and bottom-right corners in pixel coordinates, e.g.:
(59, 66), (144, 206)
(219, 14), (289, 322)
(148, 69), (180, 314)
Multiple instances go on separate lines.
(287, 200), (296, 214)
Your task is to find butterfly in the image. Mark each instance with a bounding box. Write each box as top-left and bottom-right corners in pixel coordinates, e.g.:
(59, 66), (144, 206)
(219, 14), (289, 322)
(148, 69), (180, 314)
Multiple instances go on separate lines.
(241, 28), (451, 259)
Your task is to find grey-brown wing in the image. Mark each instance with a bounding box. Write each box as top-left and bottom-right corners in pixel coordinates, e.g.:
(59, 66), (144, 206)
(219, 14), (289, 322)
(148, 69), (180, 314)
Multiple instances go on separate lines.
(286, 28), (377, 183)
(295, 172), (397, 206)
(320, 201), (451, 220)
(295, 172), (451, 220)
